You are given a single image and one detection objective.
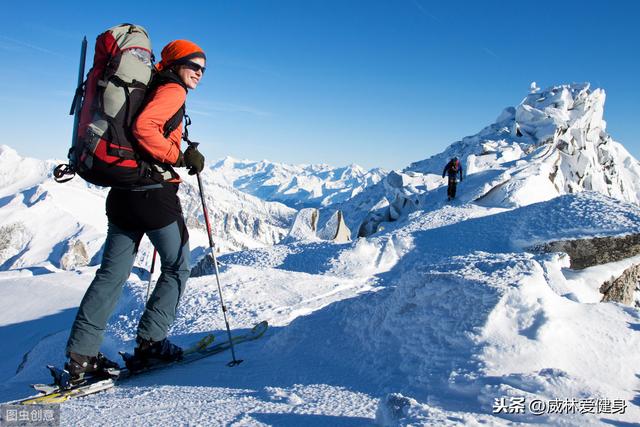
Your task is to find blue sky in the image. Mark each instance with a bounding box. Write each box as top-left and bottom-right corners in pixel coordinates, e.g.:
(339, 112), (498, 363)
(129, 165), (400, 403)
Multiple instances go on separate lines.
(1, 0), (638, 170)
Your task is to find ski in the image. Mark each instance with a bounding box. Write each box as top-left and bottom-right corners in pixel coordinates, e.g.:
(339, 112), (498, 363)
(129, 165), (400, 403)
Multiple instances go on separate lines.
(18, 332), (215, 405)
(17, 321), (268, 405)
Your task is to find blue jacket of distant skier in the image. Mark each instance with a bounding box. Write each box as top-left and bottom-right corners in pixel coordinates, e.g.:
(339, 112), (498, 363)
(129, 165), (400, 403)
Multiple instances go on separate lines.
(443, 158), (463, 180)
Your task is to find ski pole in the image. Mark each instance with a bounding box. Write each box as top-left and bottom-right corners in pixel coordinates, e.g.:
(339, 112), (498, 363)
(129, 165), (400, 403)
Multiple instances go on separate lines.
(190, 142), (243, 367)
(146, 248), (157, 302)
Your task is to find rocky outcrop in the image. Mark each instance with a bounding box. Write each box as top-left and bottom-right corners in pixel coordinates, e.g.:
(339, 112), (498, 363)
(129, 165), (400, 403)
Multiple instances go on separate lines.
(358, 171), (422, 237)
(317, 210), (352, 243)
(190, 254), (220, 278)
(284, 208), (355, 243)
(60, 239), (90, 270)
(533, 234), (640, 269)
(283, 208), (319, 243)
(0, 222), (31, 268)
(600, 264), (640, 306)
(358, 199), (391, 237)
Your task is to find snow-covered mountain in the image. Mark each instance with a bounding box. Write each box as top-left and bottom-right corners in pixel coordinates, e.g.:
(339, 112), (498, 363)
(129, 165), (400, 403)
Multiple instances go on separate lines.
(356, 83), (640, 236)
(1, 82), (640, 425)
(0, 146), (385, 272)
(209, 156), (387, 209)
(408, 82), (640, 205)
(0, 145), (295, 272)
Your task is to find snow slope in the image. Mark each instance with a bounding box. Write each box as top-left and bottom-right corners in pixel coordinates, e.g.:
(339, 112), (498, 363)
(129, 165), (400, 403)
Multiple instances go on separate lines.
(1, 191), (639, 425)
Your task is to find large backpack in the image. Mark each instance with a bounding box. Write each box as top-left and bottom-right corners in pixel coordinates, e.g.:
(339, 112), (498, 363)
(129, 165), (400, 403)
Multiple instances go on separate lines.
(449, 159), (460, 173)
(55, 24), (183, 187)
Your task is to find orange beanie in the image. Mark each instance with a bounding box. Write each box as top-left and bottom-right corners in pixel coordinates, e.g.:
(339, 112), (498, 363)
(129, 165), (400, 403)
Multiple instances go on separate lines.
(156, 40), (206, 71)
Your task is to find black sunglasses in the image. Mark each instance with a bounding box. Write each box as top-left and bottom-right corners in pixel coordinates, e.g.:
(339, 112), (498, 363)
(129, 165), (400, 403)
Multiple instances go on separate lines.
(183, 61), (206, 74)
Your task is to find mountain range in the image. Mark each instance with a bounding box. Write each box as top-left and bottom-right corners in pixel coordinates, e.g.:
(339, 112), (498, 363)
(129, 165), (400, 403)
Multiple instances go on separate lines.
(1, 82), (639, 425)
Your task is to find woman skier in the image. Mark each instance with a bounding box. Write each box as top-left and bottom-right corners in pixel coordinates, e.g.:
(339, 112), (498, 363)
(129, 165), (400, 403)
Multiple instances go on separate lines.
(64, 40), (207, 381)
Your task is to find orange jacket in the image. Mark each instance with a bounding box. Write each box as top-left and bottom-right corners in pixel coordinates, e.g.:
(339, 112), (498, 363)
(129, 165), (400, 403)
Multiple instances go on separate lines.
(133, 83), (186, 166)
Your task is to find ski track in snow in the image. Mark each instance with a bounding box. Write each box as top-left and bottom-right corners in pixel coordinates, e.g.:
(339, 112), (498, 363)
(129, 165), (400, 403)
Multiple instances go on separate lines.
(61, 384), (378, 426)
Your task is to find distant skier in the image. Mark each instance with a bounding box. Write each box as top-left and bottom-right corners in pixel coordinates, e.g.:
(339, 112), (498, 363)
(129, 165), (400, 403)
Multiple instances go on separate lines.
(442, 157), (463, 201)
(64, 39), (207, 382)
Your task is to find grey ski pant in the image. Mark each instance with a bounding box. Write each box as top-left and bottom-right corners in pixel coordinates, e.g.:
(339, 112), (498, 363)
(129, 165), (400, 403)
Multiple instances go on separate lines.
(66, 221), (190, 356)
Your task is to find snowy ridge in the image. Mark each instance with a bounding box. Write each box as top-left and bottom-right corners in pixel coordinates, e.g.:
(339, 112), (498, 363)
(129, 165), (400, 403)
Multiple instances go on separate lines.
(210, 156), (387, 209)
(353, 83), (640, 237)
(406, 83), (640, 207)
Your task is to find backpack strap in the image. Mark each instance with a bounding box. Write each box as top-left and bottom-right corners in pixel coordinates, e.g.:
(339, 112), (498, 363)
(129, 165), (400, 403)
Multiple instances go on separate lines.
(130, 70), (191, 184)
(145, 70), (188, 139)
(163, 104), (185, 138)
(148, 70), (188, 96)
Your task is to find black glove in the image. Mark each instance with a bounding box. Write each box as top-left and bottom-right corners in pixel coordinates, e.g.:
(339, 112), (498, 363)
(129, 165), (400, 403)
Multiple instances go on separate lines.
(174, 151), (186, 167)
(183, 145), (205, 175)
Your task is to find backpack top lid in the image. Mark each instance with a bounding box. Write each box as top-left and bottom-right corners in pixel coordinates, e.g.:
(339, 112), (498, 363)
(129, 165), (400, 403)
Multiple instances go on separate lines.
(107, 24), (151, 51)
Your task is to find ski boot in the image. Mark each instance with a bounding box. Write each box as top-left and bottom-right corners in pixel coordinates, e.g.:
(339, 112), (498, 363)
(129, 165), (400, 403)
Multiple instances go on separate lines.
(64, 352), (120, 384)
(124, 336), (183, 371)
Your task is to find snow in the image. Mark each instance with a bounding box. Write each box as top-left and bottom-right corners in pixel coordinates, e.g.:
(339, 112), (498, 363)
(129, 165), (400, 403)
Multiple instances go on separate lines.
(2, 190), (639, 425)
(209, 156), (387, 209)
(0, 146), (296, 272)
(1, 83), (640, 425)
(403, 83), (640, 209)
(283, 208), (320, 243)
